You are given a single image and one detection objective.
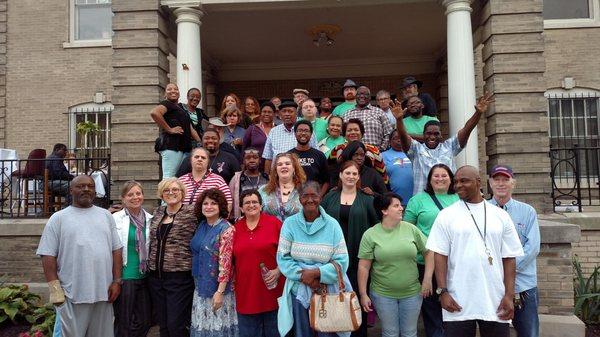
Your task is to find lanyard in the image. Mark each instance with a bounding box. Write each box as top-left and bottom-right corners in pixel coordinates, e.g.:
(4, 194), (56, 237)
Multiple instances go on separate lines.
(188, 172), (208, 205)
(463, 201), (494, 265)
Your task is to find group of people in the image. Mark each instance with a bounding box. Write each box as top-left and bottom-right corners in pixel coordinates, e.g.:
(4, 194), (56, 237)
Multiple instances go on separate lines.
(37, 76), (541, 337)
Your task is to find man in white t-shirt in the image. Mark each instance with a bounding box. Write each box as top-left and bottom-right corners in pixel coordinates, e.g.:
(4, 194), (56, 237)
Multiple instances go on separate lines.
(426, 165), (523, 337)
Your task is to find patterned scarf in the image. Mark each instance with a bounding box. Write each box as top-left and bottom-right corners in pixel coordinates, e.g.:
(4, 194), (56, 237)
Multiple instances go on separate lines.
(125, 208), (148, 273)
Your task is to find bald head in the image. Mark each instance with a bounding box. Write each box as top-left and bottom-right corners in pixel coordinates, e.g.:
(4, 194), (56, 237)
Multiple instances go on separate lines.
(454, 165), (483, 203)
(70, 175), (96, 208)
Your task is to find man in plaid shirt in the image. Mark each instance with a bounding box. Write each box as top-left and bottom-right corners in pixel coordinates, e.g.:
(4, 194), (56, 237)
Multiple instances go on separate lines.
(393, 92), (494, 195)
(343, 86), (395, 151)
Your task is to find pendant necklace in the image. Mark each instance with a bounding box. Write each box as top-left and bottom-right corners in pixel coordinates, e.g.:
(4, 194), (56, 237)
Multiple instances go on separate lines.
(464, 201), (493, 266)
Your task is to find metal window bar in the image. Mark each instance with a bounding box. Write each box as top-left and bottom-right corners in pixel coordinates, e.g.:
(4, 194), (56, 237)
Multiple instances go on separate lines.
(547, 92), (600, 211)
(71, 107), (111, 160)
(0, 156), (111, 218)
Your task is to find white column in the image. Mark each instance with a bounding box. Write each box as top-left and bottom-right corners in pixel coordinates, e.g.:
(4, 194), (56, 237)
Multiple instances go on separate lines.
(443, 0), (478, 168)
(173, 7), (204, 103)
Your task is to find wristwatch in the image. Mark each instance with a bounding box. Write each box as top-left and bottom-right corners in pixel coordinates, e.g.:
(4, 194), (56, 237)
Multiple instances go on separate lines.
(435, 287), (448, 295)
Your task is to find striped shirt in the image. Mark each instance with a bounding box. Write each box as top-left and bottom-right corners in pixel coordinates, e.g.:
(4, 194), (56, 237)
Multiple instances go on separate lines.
(178, 172), (233, 205)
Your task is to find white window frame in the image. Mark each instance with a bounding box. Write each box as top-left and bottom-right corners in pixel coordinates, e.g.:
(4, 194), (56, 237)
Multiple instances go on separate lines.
(63, 0), (112, 48)
(544, 0), (600, 29)
(68, 102), (113, 153)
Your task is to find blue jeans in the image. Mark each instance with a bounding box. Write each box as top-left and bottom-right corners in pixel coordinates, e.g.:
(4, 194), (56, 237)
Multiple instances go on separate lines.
(237, 310), (278, 337)
(292, 298), (337, 337)
(160, 150), (186, 179)
(512, 287), (539, 337)
(370, 291), (422, 337)
(418, 263), (443, 337)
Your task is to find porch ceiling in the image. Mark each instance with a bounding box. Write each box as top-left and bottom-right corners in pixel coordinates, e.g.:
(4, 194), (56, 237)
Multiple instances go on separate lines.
(198, 0), (446, 80)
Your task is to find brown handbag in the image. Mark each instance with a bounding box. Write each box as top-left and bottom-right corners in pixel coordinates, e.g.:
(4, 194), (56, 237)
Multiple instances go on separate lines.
(308, 261), (362, 332)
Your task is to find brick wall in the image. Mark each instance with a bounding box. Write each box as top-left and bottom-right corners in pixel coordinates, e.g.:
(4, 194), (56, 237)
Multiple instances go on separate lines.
(545, 28), (600, 90)
(217, 74), (440, 107)
(479, 0), (552, 213)
(0, 0), (6, 148)
(537, 242), (576, 315)
(5, 0), (112, 157)
(111, 0), (170, 203)
(573, 229), (600, 276)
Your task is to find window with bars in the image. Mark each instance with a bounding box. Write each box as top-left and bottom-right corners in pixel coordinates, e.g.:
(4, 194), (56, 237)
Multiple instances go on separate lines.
(546, 90), (600, 179)
(68, 103), (113, 158)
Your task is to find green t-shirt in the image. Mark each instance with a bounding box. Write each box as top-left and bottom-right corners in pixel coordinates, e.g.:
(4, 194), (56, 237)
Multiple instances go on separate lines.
(403, 115), (439, 135)
(358, 221), (427, 299)
(312, 118), (329, 142)
(122, 223), (146, 280)
(403, 192), (459, 264)
(318, 136), (345, 158)
(332, 102), (356, 117)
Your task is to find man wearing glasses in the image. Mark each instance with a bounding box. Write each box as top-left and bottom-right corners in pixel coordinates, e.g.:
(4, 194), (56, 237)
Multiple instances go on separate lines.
(403, 95), (439, 143)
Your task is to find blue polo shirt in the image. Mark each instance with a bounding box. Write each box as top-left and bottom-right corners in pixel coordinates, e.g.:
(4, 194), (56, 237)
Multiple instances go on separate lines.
(489, 198), (540, 293)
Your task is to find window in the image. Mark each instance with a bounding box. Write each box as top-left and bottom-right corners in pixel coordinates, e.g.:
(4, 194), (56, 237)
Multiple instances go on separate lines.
(64, 0), (112, 48)
(68, 102), (113, 158)
(544, 0), (600, 28)
(546, 89), (600, 179)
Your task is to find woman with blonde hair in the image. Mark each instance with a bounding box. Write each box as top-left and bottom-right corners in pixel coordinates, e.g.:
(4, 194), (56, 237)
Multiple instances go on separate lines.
(147, 177), (198, 337)
(258, 153), (306, 222)
(113, 180), (153, 337)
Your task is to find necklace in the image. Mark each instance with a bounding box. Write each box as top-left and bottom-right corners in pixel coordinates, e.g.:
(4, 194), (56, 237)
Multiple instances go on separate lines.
(281, 189), (292, 196)
(244, 173), (261, 190)
(463, 201), (493, 266)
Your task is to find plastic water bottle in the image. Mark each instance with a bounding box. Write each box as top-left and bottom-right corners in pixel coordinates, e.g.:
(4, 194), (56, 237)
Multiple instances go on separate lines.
(260, 262), (277, 290)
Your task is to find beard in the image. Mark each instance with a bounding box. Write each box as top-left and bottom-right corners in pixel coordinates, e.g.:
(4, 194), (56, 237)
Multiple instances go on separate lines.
(345, 93), (356, 101)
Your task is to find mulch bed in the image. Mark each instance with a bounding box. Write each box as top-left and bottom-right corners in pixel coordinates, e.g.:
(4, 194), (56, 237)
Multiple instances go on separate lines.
(588, 324), (600, 337)
(0, 324), (30, 337)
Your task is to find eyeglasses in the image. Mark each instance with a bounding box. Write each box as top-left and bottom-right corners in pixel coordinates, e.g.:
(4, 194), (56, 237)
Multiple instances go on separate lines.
(377, 97), (390, 101)
(244, 149), (259, 155)
(163, 188), (182, 195)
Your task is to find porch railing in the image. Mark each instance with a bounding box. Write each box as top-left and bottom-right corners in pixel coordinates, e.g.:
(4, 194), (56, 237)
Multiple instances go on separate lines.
(550, 145), (600, 212)
(0, 156), (111, 218)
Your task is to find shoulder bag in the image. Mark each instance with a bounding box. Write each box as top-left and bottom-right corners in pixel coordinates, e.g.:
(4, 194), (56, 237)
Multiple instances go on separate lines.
(427, 192), (444, 211)
(309, 261), (362, 333)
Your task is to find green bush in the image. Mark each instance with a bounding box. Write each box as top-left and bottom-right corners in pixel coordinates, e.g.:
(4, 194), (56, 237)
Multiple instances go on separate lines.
(0, 283), (55, 336)
(573, 258), (600, 325)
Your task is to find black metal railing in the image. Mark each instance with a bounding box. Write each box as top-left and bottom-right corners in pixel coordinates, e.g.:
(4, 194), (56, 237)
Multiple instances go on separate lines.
(550, 145), (600, 212)
(0, 155), (110, 218)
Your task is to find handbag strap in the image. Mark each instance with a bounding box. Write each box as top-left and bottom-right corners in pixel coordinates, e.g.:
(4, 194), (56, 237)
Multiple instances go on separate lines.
(427, 192), (444, 211)
(330, 261), (345, 292)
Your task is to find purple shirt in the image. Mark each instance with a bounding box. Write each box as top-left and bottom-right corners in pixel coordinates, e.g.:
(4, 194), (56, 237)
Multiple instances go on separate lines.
(243, 124), (268, 157)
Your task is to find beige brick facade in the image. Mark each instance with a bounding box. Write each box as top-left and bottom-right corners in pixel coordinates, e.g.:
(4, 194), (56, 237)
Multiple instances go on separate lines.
(479, 0), (552, 212)
(5, 0), (112, 157)
(0, 0), (595, 211)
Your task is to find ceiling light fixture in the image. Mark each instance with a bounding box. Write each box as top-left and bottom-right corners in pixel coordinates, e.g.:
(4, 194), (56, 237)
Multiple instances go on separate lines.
(308, 24), (341, 48)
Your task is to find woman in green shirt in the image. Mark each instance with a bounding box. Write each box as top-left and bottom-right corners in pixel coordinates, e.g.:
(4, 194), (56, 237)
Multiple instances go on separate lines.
(357, 192), (432, 337)
(112, 181), (153, 337)
(403, 163), (459, 337)
(317, 115), (345, 158)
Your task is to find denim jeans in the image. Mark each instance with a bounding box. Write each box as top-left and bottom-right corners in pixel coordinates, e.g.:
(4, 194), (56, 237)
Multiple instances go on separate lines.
(291, 298), (337, 337)
(237, 310), (278, 337)
(160, 150), (186, 179)
(512, 287), (539, 337)
(418, 263), (444, 337)
(370, 291), (422, 337)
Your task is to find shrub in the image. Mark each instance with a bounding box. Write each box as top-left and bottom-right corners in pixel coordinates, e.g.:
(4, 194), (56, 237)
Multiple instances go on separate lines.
(574, 258), (600, 325)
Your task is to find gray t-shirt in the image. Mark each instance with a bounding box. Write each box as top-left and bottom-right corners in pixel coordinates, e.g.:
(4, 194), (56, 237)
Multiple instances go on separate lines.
(36, 206), (123, 303)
